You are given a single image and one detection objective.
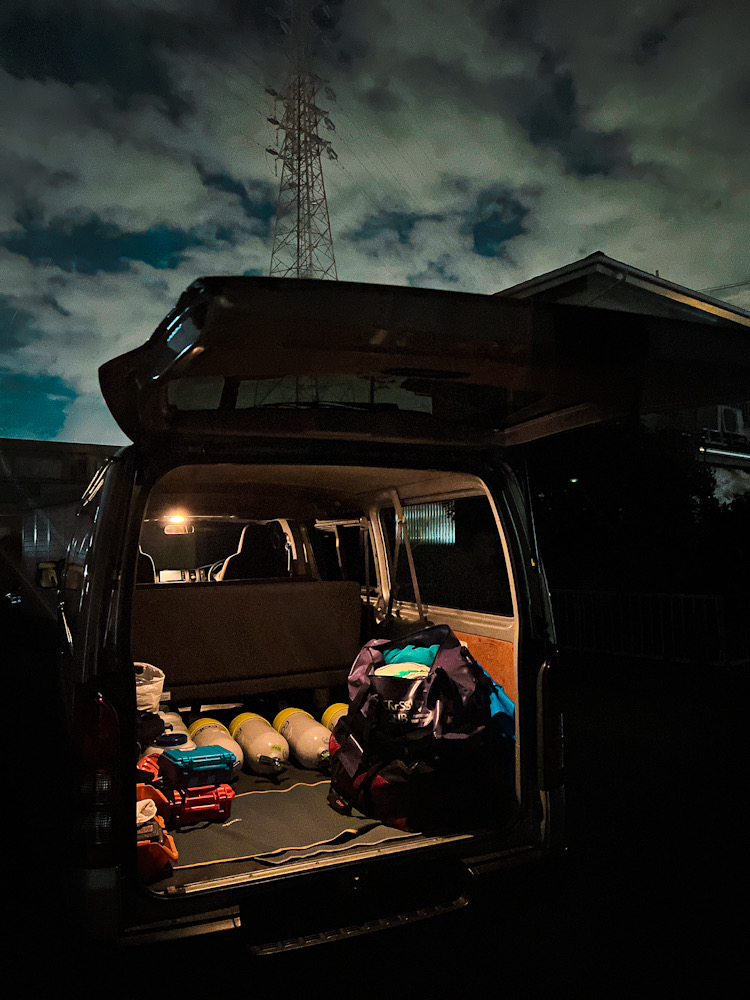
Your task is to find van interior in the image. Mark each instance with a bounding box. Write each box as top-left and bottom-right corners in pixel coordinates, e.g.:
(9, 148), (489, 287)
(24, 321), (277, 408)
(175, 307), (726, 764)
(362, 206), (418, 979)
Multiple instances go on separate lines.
(132, 463), (521, 893)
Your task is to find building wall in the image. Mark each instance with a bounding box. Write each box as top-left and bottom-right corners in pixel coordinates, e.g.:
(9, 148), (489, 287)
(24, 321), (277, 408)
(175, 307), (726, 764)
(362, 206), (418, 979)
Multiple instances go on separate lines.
(0, 437), (120, 591)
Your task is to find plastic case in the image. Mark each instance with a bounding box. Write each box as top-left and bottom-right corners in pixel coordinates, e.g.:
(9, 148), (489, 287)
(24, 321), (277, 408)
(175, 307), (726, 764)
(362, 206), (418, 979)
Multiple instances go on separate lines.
(158, 744), (236, 790)
(168, 784), (235, 827)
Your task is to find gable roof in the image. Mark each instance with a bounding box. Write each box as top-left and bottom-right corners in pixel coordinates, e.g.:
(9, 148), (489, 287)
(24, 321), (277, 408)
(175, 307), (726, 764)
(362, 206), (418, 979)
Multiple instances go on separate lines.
(495, 251), (750, 327)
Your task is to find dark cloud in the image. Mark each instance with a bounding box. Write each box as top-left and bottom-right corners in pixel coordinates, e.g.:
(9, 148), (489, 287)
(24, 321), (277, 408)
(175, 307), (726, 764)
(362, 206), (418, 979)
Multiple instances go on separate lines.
(633, 5), (693, 64)
(362, 83), (403, 113)
(407, 255), (460, 287)
(0, 296), (44, 351)
(484, 0), (542, 48)
(3, 213), (212, 274)
(347, 210), (445, 248)
(400, 54), (495, 113)
(0, 1), (284, 114)
(1, 6), (187, 115)
(311, 0), (375, 74)
(0, 366), (76, 438)
(519, 55), (578, 144)
(513, 54), (627, 176)
(199, 172), (275, 238)
(395, 48), (626, 178)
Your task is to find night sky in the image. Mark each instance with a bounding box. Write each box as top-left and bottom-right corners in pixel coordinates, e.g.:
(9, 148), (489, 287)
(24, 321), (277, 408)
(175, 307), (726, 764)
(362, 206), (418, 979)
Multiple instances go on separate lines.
(1, 0), (749, 445)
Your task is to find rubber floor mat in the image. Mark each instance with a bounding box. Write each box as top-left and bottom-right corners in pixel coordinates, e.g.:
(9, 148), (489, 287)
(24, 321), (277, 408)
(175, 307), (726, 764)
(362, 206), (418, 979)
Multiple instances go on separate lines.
(171, 780), (416, 869)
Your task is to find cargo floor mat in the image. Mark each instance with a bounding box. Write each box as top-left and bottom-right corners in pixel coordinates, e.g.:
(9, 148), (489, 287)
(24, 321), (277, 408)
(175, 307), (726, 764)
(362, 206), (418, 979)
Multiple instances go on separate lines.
(171, 780), (417, 869)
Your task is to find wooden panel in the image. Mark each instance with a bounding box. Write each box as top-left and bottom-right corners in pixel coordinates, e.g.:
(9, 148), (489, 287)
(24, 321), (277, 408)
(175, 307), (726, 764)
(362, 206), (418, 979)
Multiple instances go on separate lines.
(453, 631), (516, 704)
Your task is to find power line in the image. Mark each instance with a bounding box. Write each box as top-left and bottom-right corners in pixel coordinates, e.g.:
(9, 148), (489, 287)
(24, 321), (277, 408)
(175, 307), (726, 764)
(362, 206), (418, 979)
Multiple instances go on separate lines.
(699, 278), (750, 293)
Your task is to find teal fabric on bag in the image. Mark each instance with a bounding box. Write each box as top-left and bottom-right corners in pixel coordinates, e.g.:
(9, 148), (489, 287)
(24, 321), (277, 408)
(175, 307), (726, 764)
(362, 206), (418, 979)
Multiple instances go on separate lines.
(487, 679), (515, 741)
(383, 643), (440, 666)
(489, 684), (515, 720)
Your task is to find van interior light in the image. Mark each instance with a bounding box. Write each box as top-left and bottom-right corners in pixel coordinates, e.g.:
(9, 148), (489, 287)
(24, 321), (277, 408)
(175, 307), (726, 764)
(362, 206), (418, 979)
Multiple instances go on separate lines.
(164, 512), (192, 534)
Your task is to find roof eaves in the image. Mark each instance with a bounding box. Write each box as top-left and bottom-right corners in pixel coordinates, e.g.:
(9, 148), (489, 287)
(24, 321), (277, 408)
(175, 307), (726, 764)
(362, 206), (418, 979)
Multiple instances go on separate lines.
(495, 252), (750, 326)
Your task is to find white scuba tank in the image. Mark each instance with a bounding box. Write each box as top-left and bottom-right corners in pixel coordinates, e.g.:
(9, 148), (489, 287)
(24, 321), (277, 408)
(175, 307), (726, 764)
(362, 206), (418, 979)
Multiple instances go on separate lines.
(321, 702), (348, 732)
(272, 708), (331, 769)
(141, 730), (196, 758)
(229, 712), (289, 776)
(158, 710), (191, 737)
(187, 717), (244, 771)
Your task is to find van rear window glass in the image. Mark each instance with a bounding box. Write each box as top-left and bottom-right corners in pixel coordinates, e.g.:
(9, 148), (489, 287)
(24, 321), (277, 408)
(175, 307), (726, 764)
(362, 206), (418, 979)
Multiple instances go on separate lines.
(235, 376), (433, 413)
(382, 495), (513, 616)
(166, 374), (541, 425)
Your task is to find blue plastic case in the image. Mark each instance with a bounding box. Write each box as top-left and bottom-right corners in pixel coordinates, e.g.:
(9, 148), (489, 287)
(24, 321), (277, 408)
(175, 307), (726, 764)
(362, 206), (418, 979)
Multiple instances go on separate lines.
(159, 744), (236, 790)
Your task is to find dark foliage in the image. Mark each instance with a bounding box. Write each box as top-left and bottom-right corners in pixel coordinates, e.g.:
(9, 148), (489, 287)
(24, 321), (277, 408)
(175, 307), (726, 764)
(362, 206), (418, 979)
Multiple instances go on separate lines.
(523, 420), (746, 596)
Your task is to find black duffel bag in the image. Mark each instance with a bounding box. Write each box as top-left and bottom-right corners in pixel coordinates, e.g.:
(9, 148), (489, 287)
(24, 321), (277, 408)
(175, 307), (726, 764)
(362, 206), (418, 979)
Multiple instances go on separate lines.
(328, 623), (515, 833)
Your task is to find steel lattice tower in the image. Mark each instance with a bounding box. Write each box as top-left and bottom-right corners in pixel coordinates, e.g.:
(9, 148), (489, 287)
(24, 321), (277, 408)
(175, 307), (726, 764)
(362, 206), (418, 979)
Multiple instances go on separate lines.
(267, 1), (338, 279)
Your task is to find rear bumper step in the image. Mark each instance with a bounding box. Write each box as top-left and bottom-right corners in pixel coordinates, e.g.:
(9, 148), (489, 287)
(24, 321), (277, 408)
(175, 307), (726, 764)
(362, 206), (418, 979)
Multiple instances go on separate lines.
(248, 895), (470, 955)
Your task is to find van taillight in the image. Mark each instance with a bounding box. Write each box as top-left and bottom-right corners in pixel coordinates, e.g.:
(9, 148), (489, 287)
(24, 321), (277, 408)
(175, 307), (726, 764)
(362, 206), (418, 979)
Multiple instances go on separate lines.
(74, 688), (121, 867)
(537, 661), (564, 790)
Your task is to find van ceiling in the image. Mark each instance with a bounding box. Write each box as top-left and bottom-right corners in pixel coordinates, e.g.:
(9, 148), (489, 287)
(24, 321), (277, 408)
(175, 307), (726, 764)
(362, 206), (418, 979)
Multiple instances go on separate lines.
(145, 464), (484, 520)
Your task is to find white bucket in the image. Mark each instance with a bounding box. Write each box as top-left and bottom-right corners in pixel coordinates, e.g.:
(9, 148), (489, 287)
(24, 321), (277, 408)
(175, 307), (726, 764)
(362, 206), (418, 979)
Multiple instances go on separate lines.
(134, 662), (165, 713)
(373, 661), (430, 679)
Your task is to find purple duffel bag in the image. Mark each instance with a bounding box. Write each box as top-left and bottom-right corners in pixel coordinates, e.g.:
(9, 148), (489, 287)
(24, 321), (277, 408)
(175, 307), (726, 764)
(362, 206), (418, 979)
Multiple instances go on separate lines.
(327, 623), (515, 833)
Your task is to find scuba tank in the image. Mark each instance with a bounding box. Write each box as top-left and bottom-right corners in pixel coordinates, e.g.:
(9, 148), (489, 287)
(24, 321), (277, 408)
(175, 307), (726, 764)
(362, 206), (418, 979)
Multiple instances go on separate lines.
(273, 708), (331, 769)
(187, 718), (243, 771)
(229, 712), (289, 776)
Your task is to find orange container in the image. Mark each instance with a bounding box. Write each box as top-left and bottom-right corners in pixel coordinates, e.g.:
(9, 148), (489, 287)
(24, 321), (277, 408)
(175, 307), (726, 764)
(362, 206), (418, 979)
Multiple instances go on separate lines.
(137, 813), (179, 881)
(136, 783), (178, 880)
(137, 781), (173, 823)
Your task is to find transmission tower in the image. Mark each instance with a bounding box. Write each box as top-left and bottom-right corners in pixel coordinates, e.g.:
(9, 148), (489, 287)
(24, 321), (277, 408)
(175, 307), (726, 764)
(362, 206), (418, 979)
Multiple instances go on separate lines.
(267, 1), (338, 279)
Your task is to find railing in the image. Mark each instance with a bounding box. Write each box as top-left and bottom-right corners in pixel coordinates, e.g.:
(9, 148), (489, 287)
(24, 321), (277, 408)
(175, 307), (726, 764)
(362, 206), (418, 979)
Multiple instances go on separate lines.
(701, 429), (749, 451)
(550, 589), (749, 667)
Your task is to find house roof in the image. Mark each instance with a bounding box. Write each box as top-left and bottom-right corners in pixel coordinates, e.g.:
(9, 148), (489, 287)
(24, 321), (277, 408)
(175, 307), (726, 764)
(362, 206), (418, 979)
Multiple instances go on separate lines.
(495, 251), (750, 327)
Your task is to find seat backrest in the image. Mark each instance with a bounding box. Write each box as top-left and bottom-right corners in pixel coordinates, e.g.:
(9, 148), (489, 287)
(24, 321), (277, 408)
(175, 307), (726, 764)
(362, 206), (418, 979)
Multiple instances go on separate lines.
(131, 579), (362, 702)
(218, 521), (290, 581)
(137, 548), (157, 584)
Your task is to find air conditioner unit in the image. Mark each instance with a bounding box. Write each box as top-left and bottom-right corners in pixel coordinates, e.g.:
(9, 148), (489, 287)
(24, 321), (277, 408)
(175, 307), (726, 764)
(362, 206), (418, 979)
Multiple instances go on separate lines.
(718, 405), (744, 436)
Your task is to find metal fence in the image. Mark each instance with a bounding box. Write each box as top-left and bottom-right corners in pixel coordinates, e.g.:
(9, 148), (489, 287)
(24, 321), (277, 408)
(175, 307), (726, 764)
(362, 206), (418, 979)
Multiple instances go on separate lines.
(550, 589), (749, 667)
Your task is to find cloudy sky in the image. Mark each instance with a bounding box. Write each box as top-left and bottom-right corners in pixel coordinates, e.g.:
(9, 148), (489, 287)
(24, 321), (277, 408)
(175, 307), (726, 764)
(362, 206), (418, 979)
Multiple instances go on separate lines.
(1, 0), (749, 445)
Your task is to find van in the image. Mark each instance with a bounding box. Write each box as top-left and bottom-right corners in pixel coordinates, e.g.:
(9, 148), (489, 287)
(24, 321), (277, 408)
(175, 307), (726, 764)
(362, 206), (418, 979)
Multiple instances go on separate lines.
(38, 276), (747, 952)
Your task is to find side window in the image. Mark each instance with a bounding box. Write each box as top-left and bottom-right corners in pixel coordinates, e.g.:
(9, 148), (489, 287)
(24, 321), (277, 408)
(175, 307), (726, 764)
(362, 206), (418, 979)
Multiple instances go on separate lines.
(62, 465), (108, 617)
(382, 495), (514, 616)
(60, 458), (135, 680)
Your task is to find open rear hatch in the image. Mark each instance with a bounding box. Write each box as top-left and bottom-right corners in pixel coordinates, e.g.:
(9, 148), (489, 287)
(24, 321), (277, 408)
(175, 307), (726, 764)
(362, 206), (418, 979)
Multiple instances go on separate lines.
(99, 276), (750, 451)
